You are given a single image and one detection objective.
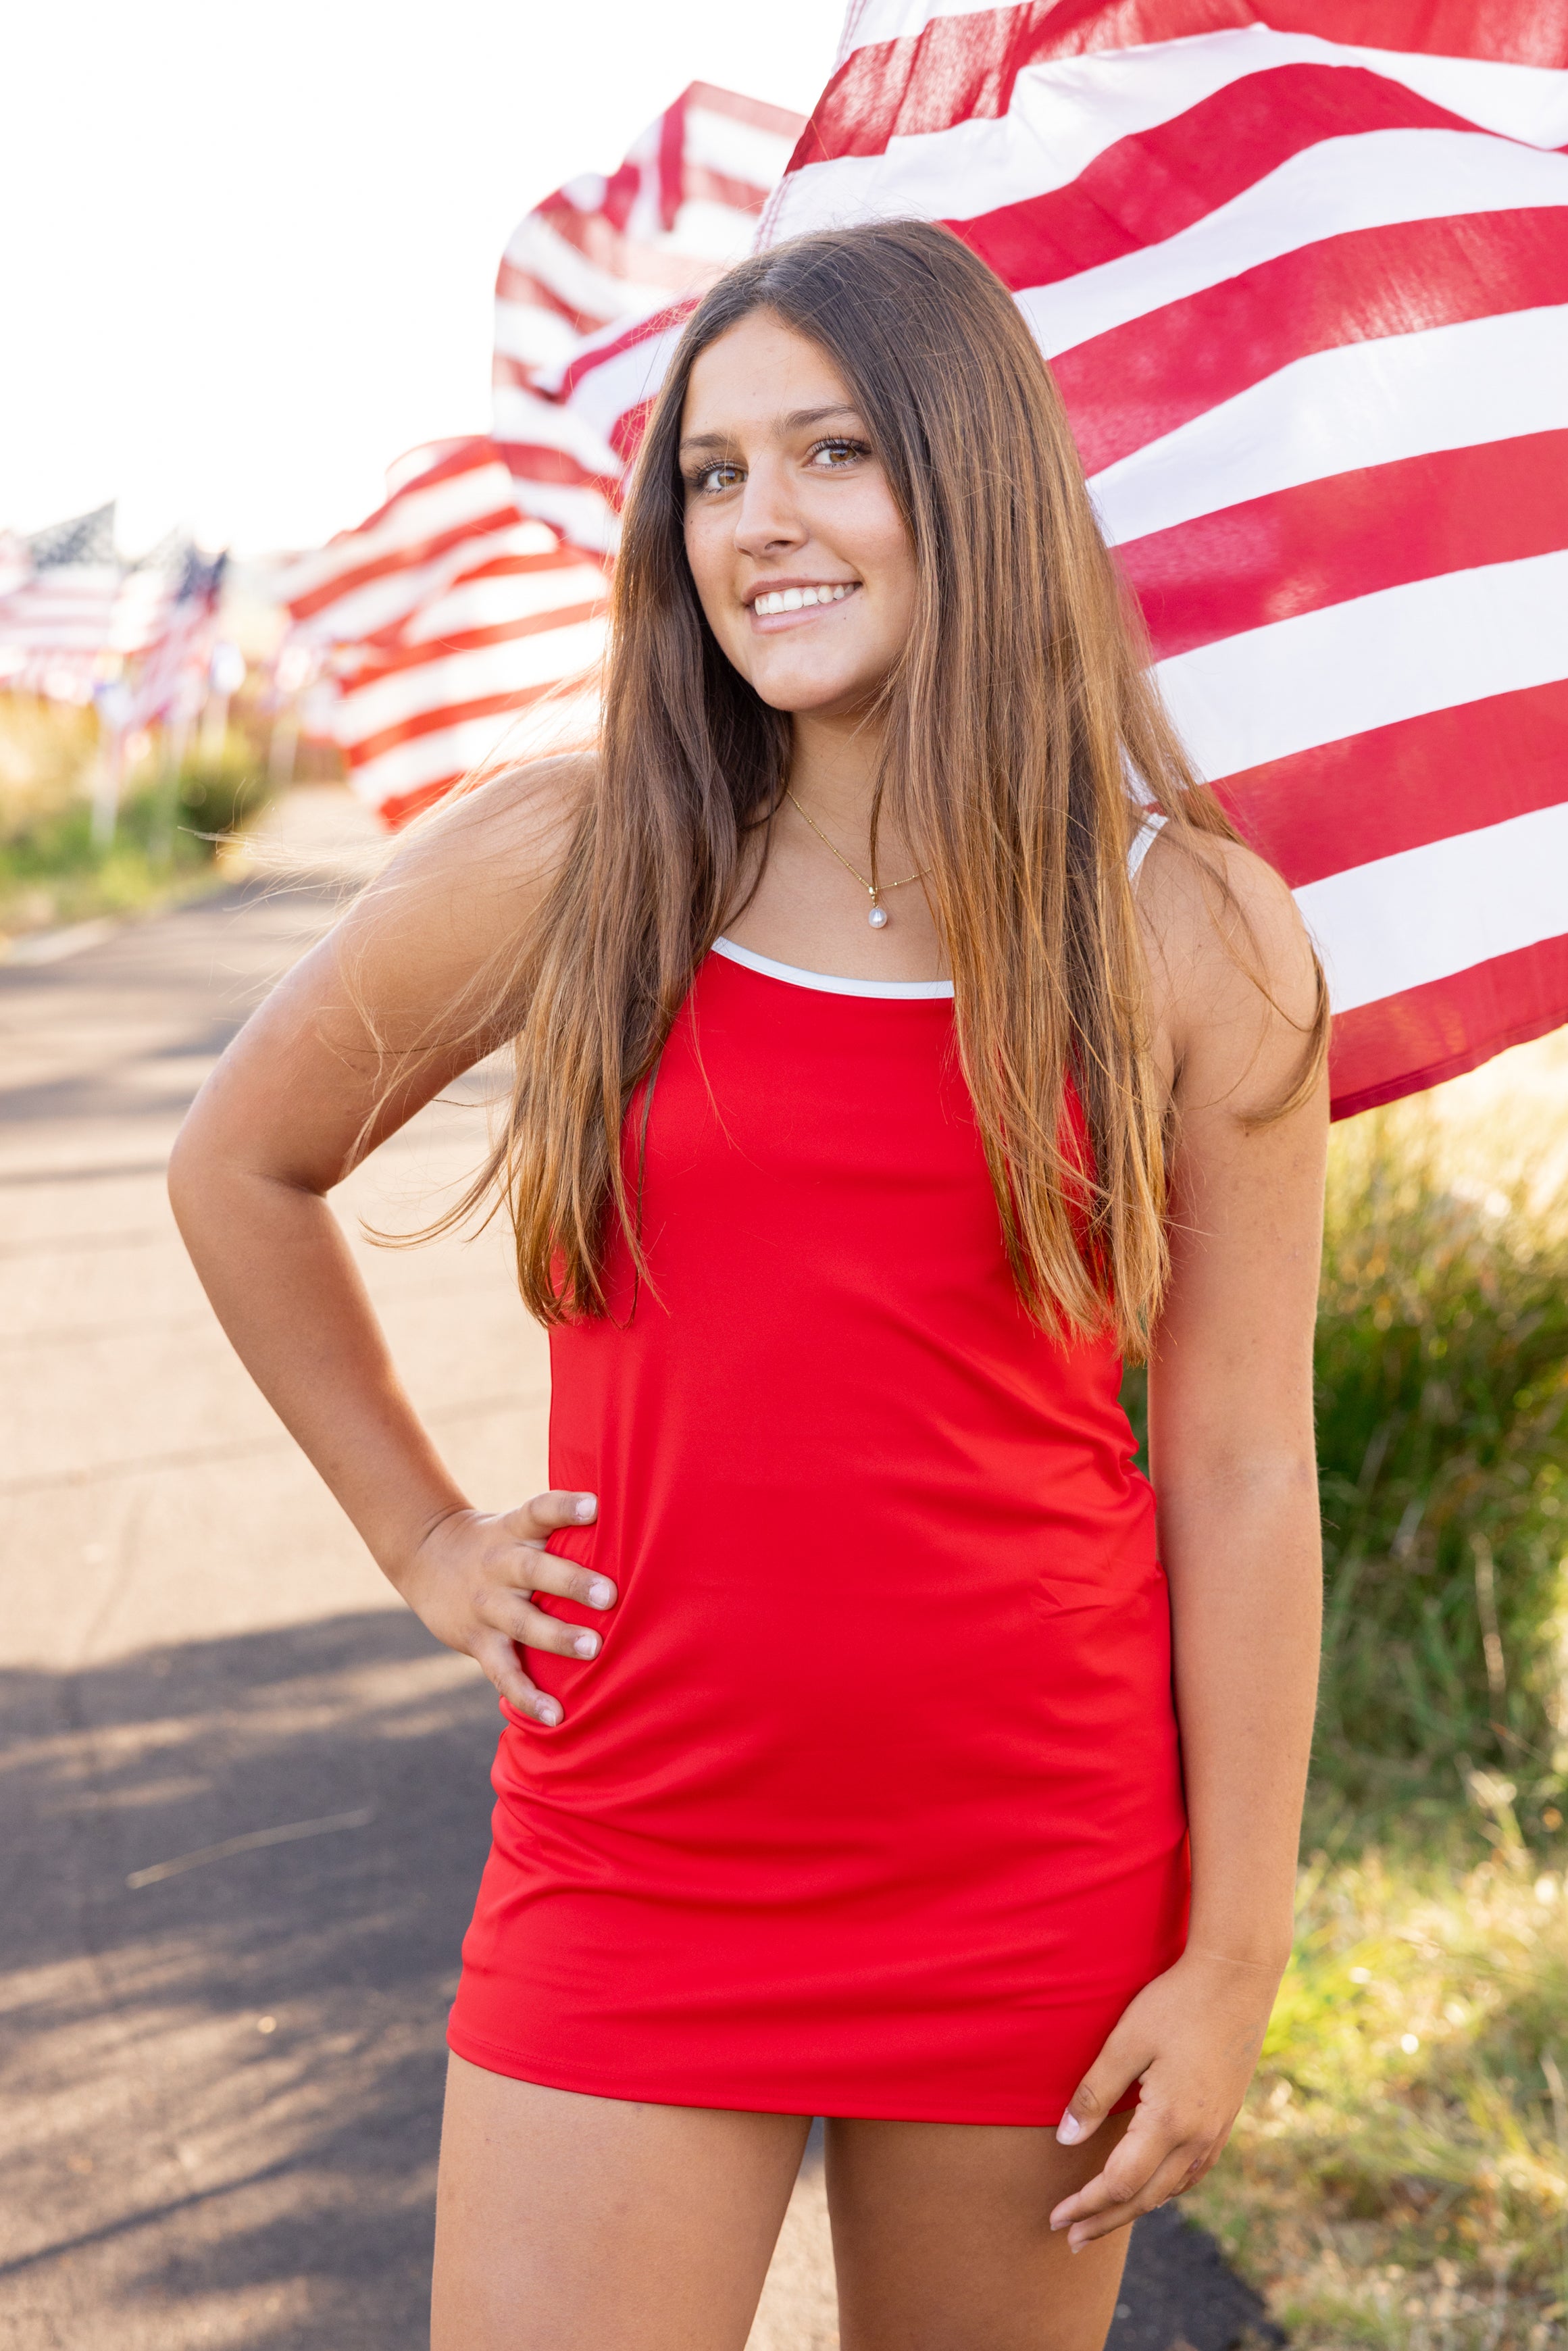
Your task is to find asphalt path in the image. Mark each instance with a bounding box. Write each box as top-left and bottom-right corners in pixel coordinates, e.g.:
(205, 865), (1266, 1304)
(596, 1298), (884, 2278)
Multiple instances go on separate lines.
(0, 790), (1277, 2350)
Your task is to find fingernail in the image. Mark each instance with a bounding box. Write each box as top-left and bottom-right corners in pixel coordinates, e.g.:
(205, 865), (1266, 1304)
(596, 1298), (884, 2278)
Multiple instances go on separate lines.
(574, 1494), (597, 1522)
(1056, 2113), (1083, 2145)
(536, 1698), (561, 1725)
(587, 1578), (615, 1609)
(572, 1630), (599, 1659)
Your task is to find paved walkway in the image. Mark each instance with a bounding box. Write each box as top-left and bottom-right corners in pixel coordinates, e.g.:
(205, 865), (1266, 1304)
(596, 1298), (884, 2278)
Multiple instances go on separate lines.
(0, 790), (1271, 2351)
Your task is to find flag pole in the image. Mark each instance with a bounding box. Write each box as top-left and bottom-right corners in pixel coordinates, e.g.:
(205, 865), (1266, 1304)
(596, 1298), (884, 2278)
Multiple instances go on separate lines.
(89, 679), (131, 848)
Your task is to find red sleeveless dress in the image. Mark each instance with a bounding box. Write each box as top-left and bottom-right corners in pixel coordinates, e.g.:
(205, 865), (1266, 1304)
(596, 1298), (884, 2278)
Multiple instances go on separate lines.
(447, 937), (1188, 2124)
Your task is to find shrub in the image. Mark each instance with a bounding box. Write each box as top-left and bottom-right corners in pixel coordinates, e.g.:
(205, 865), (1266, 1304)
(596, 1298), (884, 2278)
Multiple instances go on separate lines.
(172, 738), (271, 841)
(1122, 1103), (1568, 1849)
(0, 698), (272, 935)
(1311, 1113), (1568, 1840)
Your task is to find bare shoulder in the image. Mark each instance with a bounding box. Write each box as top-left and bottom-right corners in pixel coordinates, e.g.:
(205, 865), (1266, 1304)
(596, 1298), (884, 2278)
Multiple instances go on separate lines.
(1136, 823), (1323, 1122)
(331, 753), (592, 996)
(361, 751), (590, 918)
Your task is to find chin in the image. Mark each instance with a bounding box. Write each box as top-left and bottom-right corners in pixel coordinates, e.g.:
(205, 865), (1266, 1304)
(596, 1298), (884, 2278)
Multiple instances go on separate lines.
(747, 663), (882, 716)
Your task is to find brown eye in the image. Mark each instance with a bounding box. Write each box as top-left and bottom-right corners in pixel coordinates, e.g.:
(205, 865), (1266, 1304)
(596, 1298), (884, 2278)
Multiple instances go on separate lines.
(807, 438), (869, 471)
(690, 462), (742, 495)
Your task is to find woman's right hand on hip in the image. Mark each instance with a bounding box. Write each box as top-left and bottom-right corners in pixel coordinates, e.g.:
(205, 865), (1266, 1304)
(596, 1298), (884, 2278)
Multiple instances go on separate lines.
(397, 1492), (614, 1725)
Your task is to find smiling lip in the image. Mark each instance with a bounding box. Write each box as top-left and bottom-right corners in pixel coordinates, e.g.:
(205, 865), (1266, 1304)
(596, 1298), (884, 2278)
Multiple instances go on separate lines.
(745, 580), (860, 622)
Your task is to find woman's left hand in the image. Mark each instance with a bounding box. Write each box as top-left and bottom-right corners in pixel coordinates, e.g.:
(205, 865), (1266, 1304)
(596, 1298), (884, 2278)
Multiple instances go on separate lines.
(1047, 1946), (1283, 2248)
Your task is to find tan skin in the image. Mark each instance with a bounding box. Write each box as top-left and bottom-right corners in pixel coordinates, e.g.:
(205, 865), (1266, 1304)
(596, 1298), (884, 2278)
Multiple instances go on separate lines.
(168, 313), (1325, 2350)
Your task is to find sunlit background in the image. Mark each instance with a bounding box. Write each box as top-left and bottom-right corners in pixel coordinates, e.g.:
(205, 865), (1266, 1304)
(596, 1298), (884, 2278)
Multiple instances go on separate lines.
(1, 0), (846, 555)
(4, 12), (1568, 2346)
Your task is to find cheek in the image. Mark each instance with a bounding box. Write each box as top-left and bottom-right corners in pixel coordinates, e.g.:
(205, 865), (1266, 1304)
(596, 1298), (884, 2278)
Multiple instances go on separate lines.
(682, 515), (731, 634)
(853, 503), (918, 628)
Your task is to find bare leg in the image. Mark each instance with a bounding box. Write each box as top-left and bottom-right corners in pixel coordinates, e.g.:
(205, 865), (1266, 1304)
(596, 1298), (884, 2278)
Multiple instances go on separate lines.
(827, 2111), (1135, 2351)
(431, 2054), (811, 2351)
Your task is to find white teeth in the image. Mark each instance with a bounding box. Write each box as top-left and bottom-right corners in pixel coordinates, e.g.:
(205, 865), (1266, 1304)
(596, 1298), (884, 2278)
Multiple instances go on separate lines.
(753, 584), (853, 617)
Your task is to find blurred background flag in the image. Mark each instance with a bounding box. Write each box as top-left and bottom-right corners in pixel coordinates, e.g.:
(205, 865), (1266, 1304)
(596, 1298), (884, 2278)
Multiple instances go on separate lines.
(274, 437), (608, 829)
(492, 82), (805, 551)
(124, 545), (228, 730)
(0, 503), (123, 703)
(0, 505), (226, 719)
(748, 0), (1568, 1116)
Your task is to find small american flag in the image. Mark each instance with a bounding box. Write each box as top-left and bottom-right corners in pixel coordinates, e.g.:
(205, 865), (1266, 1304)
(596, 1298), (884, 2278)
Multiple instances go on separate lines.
(0, 507), (222, 714)
(126, 545), (228, 728)
(0, 503), (124, 701)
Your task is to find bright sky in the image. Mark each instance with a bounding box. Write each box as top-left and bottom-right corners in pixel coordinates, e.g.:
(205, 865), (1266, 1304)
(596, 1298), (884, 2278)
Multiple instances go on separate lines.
(3, 1), (848, 559)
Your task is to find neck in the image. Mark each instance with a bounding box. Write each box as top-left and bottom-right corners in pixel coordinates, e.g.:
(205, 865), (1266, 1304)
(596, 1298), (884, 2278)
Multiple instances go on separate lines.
(786, 707), (885, 832)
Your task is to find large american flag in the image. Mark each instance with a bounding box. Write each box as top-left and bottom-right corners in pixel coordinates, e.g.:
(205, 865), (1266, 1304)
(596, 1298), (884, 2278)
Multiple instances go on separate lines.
(547, 4), (1567, 1118)
(288, 10), (1568, 1113)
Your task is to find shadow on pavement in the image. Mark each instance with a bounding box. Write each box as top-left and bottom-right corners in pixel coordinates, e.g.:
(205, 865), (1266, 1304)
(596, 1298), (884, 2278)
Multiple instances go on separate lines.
(1, 1609), (497, 2349)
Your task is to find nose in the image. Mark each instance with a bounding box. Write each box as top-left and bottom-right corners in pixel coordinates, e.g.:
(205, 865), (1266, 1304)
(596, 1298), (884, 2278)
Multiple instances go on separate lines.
(732, 457), (806, 561)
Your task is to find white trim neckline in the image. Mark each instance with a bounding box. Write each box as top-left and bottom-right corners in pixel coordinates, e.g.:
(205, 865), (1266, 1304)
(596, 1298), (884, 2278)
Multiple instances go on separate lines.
(710, 936), (954, 1000)
(709, 815), (1161, 1002)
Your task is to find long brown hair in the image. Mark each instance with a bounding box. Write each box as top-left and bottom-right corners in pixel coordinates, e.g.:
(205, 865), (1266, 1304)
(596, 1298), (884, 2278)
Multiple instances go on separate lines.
(417, 220), (1323, 1355)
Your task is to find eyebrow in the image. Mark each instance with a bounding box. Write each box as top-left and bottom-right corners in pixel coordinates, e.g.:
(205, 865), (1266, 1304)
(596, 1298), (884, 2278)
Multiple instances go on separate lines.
(678, 403), (864, 455)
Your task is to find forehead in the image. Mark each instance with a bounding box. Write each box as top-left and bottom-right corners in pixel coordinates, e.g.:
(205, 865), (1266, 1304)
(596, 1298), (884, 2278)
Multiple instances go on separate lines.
(681, 313), (854, 438)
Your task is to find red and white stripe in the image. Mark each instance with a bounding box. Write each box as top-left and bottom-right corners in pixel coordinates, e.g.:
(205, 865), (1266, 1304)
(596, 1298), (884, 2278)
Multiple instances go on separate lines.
(275, 437), (607, 828)
(740, 0), (1568, 1115)
(492, 82), (804, 552)
(0, 564), (124, 701)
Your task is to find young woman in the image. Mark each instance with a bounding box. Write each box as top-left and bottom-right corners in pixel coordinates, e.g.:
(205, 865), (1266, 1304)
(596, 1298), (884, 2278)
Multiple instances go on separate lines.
(170, 222), (1326, 2350)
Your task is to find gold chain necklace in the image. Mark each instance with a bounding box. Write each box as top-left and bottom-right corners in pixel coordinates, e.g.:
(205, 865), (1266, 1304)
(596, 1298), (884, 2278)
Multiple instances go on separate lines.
(784, 790), (932, 930)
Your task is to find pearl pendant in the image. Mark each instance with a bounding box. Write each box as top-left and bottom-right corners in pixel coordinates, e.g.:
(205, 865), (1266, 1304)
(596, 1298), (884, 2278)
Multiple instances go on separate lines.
(867, 903), (889, 930)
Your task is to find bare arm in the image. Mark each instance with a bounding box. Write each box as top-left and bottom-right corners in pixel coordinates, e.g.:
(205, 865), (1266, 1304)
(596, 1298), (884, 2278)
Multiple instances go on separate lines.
(1148, 844), (1325, 1979)
(167, 762), (614, 1725)
(1052, 832), (1327, 2243)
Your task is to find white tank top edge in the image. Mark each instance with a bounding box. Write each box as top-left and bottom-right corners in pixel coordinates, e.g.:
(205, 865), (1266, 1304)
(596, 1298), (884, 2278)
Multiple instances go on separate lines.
(1126, 807), (1167, 887)
(709, 934), (955, 999)
(712, 808), (1166, 1000)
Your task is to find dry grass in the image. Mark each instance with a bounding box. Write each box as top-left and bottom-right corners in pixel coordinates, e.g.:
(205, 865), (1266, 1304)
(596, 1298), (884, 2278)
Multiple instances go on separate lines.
(1194, 1820), (1568, 2347)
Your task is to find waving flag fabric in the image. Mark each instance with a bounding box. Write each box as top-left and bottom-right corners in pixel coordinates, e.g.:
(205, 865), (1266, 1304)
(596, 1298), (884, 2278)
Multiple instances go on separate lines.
(286, 11), (1568, 1112)
(492, 83), (804, 553)
(276, 438), (607, 828)
(751, 0), (1568, 1113)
